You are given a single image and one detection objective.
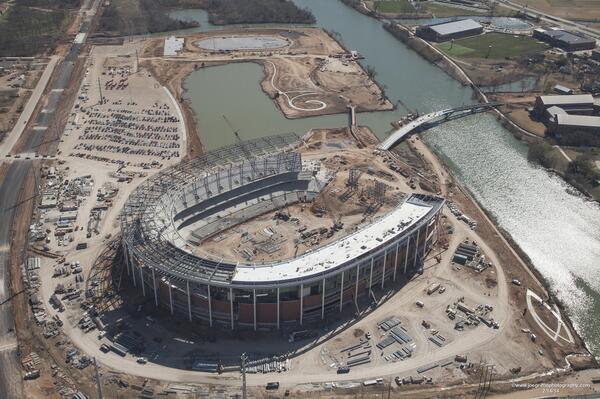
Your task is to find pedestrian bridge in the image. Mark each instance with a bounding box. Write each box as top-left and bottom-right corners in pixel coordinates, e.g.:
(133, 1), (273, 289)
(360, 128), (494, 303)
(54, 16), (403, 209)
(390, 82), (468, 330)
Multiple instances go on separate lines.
(378, 102), (502, 151)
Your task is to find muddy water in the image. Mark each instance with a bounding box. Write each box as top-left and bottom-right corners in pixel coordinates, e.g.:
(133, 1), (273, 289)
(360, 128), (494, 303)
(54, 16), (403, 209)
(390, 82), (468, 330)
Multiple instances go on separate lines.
(176, 3), (600, 357)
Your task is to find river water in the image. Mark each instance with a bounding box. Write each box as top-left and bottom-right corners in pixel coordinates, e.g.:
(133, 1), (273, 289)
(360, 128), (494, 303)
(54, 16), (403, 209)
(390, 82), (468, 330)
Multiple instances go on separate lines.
(174, 1), (600, 357)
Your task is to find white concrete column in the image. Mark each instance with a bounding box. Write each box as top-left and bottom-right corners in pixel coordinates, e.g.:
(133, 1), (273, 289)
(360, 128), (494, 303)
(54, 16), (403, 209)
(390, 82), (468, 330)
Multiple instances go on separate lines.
(321, 278), (326, 320)
(277, 287), (280, 330)
(354, 264), (359, 305)
(124, 243), (131, 276)
(152, 268), (158, 307)
(253, 289), (257, 331)
(208, 285), (213, 327)
(168, 280), (173, 315)
(381, 250), (387, 289)
(230, 287), (234, 330)
(300, 283), (304, 326)
(368, 257), (374, 293)
(404, 238), (410, 274)
(186, 281), (192, 322)
(140, 267), (145, 297)
(339, 271), (344, 312)
(393, 242), (400, 281)
(413, 228), (421, 268)
(131, 262), (137, 287)
(422, 222), (430, 259)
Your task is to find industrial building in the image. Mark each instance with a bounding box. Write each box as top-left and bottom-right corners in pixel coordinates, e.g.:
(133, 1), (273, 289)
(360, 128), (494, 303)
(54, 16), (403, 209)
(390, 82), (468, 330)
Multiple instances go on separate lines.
(120, 134), (444, 330)
(415, 19), (483, 42)
(533, 94), (596, 117)
(533, 28), (596, 52)
(533, 94), (600, 143)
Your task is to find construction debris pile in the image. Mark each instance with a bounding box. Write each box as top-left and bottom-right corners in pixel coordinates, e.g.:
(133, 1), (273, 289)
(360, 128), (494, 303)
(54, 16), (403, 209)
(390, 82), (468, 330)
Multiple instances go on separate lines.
(447, 297), (499, 331)
(376, 316), (417, 361)
(338, 333), (373, 369)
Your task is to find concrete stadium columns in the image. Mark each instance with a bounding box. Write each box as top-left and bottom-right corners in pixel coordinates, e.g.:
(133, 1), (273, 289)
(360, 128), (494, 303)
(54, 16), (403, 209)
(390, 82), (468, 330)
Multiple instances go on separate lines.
(422, 222), (430, 260)
(300, 283), (304, 325)
(393, 242), (400, 281)
(230, 287), (234, 330)
(321, 278), (325, 320)
(381, 249), (387, 289)
(368, 257), (374, 295)
(339, 271), (344, 312)
(354, 264), (360, 307)
(404, 237), (410, 274)
(186, 281), (192, 322)
(169, 280), (174, 315)
(208, 284), (213, 327)
(152, 268), (158, 307)
(140, 267), (146, 297)
(253, 289), (257, 331)
(413, 228), (421, 268)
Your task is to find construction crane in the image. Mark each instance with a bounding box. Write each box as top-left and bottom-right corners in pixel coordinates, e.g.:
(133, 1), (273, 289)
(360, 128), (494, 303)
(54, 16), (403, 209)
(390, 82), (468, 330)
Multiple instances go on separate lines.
(222, 115), (258, 177)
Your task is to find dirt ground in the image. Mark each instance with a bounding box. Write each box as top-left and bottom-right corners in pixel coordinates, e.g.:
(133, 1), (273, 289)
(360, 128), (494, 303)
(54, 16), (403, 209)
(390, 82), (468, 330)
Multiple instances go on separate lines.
(198, 129), (410, 264)
(0, 59), (48, 140)
(141, 27), (393, 120)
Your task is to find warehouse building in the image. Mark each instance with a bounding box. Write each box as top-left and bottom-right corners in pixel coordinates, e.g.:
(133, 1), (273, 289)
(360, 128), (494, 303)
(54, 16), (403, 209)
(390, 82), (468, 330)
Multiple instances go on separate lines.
(533, 28), (596, 52)
(548, 113), (600, 145)
(416, 19), (483, 42)
(533, 94), (600, 144)
(533, 94), (596, 117)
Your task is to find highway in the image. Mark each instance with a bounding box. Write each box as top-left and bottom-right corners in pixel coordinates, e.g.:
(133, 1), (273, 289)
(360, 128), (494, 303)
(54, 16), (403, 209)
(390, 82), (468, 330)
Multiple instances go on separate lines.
(0, 0), (100, 396)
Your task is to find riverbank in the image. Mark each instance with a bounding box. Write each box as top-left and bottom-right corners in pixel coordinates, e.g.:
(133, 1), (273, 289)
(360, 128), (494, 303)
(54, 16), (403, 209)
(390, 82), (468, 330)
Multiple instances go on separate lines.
(354, 5), (600, 204)
(334, 0), (598, 363)
(409, 135), (596, 366)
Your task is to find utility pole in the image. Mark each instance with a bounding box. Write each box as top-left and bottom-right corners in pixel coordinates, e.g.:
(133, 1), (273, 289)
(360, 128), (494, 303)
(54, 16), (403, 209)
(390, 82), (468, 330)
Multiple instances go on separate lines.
(241, 352), (248, 399)
(97, 77), (103, 104)
(94, 357), (104, 399)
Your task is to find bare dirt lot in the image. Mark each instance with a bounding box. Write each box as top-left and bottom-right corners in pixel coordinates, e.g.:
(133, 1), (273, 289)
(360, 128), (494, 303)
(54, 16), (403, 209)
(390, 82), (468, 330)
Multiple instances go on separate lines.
(141, 28), (393, 119)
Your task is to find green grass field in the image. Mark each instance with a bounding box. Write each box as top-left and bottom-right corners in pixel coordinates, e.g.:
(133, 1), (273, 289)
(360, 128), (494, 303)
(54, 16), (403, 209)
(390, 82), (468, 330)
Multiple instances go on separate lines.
(376, 0), (415, 14)
(437, 33), (549, 59)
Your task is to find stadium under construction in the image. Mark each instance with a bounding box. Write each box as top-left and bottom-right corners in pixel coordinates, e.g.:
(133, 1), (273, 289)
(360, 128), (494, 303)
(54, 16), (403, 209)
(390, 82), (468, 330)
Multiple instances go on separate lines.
(120, 133), (444, 330)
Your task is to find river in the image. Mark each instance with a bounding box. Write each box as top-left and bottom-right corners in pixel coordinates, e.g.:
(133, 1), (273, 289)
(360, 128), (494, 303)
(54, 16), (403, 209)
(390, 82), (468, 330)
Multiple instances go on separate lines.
(173, 1), (600, 357)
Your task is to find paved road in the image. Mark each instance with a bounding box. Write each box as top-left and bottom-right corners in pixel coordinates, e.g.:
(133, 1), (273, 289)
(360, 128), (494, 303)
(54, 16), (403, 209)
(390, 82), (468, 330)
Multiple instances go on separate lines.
(0, 0), (100, 395)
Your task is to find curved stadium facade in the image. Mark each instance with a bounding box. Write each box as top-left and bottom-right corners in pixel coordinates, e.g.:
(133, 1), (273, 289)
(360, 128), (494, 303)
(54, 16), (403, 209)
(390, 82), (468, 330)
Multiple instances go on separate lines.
(121, 134), (444, 330)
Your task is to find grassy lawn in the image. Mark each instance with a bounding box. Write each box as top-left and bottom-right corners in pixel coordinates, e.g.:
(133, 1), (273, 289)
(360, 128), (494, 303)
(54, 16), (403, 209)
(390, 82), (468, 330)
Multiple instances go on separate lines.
(376, 0), (415, 14)
(425, 3), (485, 17)
(437, 33), (549, 59)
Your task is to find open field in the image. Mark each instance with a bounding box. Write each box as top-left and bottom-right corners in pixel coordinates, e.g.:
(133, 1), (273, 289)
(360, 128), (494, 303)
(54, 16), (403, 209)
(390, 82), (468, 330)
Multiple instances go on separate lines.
(0, 59), (48, 133)
(437, 33), (549, 59)
(509, 0), (600, 20)
(376, 0), (415, 14)
(367, 0), (517, 17)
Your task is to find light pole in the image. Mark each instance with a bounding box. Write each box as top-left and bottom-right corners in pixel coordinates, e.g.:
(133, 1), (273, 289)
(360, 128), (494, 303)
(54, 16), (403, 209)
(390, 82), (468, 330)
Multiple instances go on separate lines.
(241, 352), (248, 399)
